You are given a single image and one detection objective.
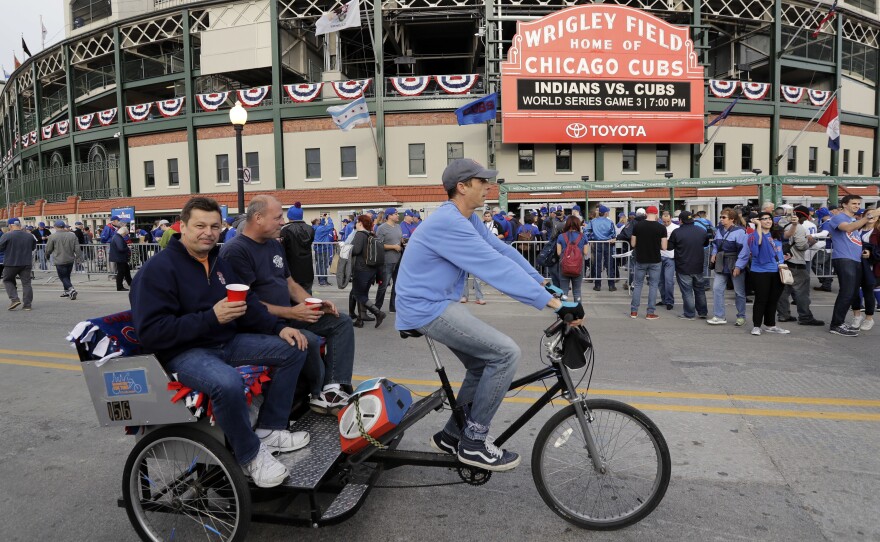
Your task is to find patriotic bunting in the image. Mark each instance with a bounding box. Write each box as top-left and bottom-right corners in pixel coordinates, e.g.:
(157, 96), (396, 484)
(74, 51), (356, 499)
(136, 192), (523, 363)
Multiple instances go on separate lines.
(237, 86), (270, 107)
(56, 120), (69, 135)
(435, 74), (478, 94)
(98, 108), (117, 126)
(156, 97), (185, 117)
(808, 89), (831, 107)
(284, 83), (323, 103)
(21, 134), (29, 148)
(390, 76), (431, 96)
(76, 113), (94, 131)
(196, 92), (229, 112)
(741, 82), (770, 100)
(708, 80), (738, 98)
(331, 79), (371, 99)
(42, 124), (54, 140)
(126, 103), (152, 122)
(29, 131), (37, 145)
(781, 86), (804, 104)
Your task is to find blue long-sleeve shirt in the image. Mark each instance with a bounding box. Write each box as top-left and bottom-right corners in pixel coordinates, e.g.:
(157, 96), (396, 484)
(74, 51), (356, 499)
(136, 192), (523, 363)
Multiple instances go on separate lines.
(586, 216), (616, 241)
(313, 217), (335, 246)
(711, 225), (750, 271)
(748, 232), (784, 273)
(395, 201), (552, 330)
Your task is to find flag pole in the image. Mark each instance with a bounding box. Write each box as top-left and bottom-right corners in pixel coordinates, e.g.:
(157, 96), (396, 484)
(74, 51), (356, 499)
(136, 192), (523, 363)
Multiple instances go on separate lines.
(696, 117), (729, 160)
(775, 87), (840, 164)
(356, 85), (383, 167)
(40, 15), (45, 49)
(777, 0), (825, 58)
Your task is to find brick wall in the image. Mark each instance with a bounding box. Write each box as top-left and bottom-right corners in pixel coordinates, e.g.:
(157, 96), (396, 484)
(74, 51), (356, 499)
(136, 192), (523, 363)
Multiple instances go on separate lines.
(198, 121), (274, 140)
(128, 131), (188, 148)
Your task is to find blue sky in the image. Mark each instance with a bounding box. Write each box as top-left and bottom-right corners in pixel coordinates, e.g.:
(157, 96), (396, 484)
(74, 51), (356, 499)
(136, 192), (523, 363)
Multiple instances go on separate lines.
(2, 1), (64, 77)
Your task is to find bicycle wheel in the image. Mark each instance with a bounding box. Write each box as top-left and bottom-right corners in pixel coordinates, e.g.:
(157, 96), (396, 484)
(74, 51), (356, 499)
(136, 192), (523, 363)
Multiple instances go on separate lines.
(122, 426), (252, 542)
(532, 399), (671, 530)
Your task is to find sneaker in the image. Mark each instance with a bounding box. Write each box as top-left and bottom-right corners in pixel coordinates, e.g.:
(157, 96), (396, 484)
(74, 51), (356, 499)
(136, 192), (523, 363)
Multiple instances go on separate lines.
(23, 306), (32, 311)
(457, 434), (520, 472)
(460, 297), (468, 303)
(309, 385), (350, 415)
(851, 315), (865, 330)
(430, 431), (459, 455)
(798, 319), (825, 326)
(8, 300), (21, 311)
(665, 304), (673, 310)
(475, 299), (487, 305)
(706, 316), (727, 325)
(69, 289), (78, 301)
(677, 314), (695, 320)
(829, 325), (859, 337)
(59, 292), (70, 298)
(698, 314), (708, 319)
(762, 325), (791, 334)
(751, 327), (762, 336)
(735, 318), (746, 327)
(259, 429), (310, 453)
(645, 314), (660, 320)
(777, 316), (796, 322)
(861, 318), (874, 331)
(630, 311), (638, 319)
(609, 286), (618, 292)
(243, 443), (290, 488)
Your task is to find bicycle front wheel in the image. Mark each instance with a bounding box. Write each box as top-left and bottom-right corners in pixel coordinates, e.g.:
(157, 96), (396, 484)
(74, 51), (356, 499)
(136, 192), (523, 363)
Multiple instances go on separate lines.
(532, 399), (671, 530)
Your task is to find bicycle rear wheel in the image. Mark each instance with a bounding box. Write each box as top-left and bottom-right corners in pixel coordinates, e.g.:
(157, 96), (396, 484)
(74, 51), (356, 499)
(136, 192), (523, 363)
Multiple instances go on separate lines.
(532, 399), (670, 530)
(122, 426), (251, 542)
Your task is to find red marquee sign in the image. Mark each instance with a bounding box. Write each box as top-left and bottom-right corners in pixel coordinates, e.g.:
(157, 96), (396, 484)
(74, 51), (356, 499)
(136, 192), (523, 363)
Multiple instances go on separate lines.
(501, 5), (704, 144)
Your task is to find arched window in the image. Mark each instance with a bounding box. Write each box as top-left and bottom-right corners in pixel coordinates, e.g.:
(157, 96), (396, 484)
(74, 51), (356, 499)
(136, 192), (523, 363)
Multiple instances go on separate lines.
(71, 0), (112, 29)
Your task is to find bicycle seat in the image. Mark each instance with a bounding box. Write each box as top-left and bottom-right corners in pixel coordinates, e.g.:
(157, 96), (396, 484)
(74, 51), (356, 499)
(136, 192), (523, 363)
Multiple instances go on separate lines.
(399, 329), (423, 339)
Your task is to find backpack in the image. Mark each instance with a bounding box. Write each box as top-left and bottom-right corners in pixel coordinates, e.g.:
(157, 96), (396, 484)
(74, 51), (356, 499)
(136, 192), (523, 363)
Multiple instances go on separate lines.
(517, 225), (534, 251)
(365, 233), (384, 267)
(560, 233), (584, 277)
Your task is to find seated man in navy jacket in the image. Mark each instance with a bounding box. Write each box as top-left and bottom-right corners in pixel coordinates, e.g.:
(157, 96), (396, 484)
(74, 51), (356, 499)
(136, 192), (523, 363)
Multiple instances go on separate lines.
(130, 197), (310, 488)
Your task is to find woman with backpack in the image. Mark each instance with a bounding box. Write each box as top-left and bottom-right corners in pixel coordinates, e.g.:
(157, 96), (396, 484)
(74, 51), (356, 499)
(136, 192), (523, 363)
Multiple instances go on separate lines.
(350, 214), (386, 328)
(555, 216), (588, 302)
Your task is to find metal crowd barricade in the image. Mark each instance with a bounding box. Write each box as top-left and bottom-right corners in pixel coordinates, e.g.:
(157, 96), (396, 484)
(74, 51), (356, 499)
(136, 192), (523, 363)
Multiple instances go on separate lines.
(509, 239), (633, 287)
(312, 241), (338, 284)
(31, 242), (164, 281)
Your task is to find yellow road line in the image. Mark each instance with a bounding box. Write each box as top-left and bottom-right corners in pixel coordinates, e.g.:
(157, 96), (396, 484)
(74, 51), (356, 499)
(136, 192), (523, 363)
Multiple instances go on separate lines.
(0, 357), (81, 371)
(358, 375), (880, 409)
(0, 348), (80, 360)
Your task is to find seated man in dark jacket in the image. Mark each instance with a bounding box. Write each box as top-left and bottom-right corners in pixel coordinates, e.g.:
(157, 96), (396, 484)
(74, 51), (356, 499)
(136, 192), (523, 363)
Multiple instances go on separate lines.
(130, 197), (310, 488)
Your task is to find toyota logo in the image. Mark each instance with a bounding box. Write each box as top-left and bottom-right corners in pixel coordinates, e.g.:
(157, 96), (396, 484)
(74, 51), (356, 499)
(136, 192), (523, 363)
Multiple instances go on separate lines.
(566, 123), (588, 139)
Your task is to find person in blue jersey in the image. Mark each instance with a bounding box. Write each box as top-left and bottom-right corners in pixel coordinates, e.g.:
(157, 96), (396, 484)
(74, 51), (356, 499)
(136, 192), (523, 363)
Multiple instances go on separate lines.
(707, 208), (751, 326)
(400, 210), (418, 240)
(312, 214), (335, 286)
(587, 204), (618, 291)
(828, 196), (876, 336)
(395, 159), (584, 472)
(747, 212), (789, 336)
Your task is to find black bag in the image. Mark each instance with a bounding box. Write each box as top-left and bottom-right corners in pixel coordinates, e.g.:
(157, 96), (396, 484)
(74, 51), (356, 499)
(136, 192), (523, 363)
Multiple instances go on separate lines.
(536, 236), (559, 267)
(365, 234), (384, 267)
(562, 325), (592, 369)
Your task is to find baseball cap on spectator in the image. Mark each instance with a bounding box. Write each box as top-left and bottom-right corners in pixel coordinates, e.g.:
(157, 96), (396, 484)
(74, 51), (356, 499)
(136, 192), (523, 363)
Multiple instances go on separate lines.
(8, 218), (21, 225)
(54, 220), (67, 228)
(636, 208), (646, 216)
(598, 204), (610, 214)
(385, 207), (398, 216)
(441, 158), (498, 191)
(540, 206), (548, 214)
(111, 215), (120, 221)
(572, 204), (581, 212)
(618, 212), (626, 219)
(414, 211), (421, 218)
(646, 205), (659, 215)
(794, 205), (811, 219)
(628, 211), (636, 218)
(75, 221), (83, 225)
(39, 221), (46, 227)
(678, 210), (695, 223)
(26, 225), (34, 230)
(159, 219), (170, 225)
(815, 207), (831, 219)
(404, 209), (415, 217)
(224, 216), (234, 225)
(781, 203), (794, 210)
(507, 211), (515, 217)
(342, 218), (350, 223)
(287, 202), (304, 220)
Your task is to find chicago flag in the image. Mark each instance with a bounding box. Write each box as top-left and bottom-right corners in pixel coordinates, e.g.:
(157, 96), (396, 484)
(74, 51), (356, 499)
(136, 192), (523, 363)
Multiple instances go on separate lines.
(817, 97), (840, 151)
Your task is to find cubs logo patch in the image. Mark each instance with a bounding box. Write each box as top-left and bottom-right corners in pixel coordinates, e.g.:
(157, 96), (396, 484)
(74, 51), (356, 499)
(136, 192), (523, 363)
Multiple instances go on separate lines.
(217, 271), (227, 285)
(273, 255), (284, 269)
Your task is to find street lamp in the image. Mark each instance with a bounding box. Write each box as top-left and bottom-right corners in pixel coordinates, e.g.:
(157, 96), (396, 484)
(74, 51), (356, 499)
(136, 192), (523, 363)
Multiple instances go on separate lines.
(229, 100), (248, 214)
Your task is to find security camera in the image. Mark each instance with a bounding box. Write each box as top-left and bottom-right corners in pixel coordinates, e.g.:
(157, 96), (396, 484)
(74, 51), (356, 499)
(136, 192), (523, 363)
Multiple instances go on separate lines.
(113, 132), (121, 138)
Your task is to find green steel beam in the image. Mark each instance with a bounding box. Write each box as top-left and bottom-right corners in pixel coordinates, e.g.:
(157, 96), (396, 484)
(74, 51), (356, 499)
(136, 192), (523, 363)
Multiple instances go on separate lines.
(831, 14), (842, 177)
(122, 73), (185, 91)
(64, 46), (77, 197)
(114, 27), (130, 198)
(270, 0), (285, 190)
(31, 62), (45, 197)
(374, 0), (386, 184)
(594, 145), (604, 181)
(770, 0), (781, 179)
(182, 9), (199, 194)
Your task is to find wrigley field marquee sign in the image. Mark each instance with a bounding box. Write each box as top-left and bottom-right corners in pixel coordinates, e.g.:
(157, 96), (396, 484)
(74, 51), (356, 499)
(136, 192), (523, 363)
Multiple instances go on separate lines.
(501, 5), (704, 144)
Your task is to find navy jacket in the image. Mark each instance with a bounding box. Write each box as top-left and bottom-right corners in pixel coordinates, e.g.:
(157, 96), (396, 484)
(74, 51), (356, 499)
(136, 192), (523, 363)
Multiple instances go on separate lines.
(109, 234), (130, 263)
(130, 235), (285, 364)
(667, 222), (710, 275)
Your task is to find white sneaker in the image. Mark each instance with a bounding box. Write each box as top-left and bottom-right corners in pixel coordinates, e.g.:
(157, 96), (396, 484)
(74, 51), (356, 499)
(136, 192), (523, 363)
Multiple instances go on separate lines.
(861, 318), (874, 331)
(259, 429), (310, 453)
(707, 317), (727, 325)
(851, 315), (865, 330)
(243, 443), (289, 488)
(762, 325), (791, 334)
(751, 327), (762, 336)
(309, 385), (350, 415)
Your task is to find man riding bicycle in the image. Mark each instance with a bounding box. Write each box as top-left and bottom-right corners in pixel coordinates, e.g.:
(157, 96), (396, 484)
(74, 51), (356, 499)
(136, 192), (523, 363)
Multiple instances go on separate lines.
(394, 159), (584, 471)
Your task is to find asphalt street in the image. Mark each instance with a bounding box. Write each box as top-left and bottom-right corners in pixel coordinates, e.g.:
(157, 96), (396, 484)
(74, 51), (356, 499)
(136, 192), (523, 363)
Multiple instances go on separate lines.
(0, 272), (878, 541)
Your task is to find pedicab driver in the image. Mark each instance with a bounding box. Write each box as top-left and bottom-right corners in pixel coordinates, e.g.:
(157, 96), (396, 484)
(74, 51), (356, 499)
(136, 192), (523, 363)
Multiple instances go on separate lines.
(130, 196), (311, 488)
(394, 159), (584, 471)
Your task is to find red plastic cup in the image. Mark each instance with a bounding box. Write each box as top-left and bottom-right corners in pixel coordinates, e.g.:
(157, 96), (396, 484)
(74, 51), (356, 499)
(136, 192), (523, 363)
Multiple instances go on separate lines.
(305, 297), (323, 311)
(226, 284), (249, 302)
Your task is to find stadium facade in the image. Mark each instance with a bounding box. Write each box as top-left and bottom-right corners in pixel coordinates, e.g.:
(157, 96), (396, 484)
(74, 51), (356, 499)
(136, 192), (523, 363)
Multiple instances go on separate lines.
(1, 0), (879, 228)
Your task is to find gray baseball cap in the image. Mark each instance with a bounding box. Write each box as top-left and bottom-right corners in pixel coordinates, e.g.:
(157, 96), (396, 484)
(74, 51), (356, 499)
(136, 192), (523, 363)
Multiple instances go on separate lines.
(441, 159), (498, 191)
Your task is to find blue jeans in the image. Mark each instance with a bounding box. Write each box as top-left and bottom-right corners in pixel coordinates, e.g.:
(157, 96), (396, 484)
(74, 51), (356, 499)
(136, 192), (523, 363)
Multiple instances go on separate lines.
(291, 313), (355, 390)
(630, 262), (661, 314)
(166, 333), (306, 465)
(314, 248), (332, 283)
(463, 274), (483, 301)
(56, 263), (74, 291)
(36, 247), (48, 270)
(375, 261), (398, 310)
(548, 263), (562, 290)
(560, 272), (583, 302)
(677, 272), (707, 318)
(712, 271), (746, 319)
(831, 258), (862, 327)
(590, 242), (616, 288)
(420, 302), (520, 441)
(659, 257), (675, 306)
